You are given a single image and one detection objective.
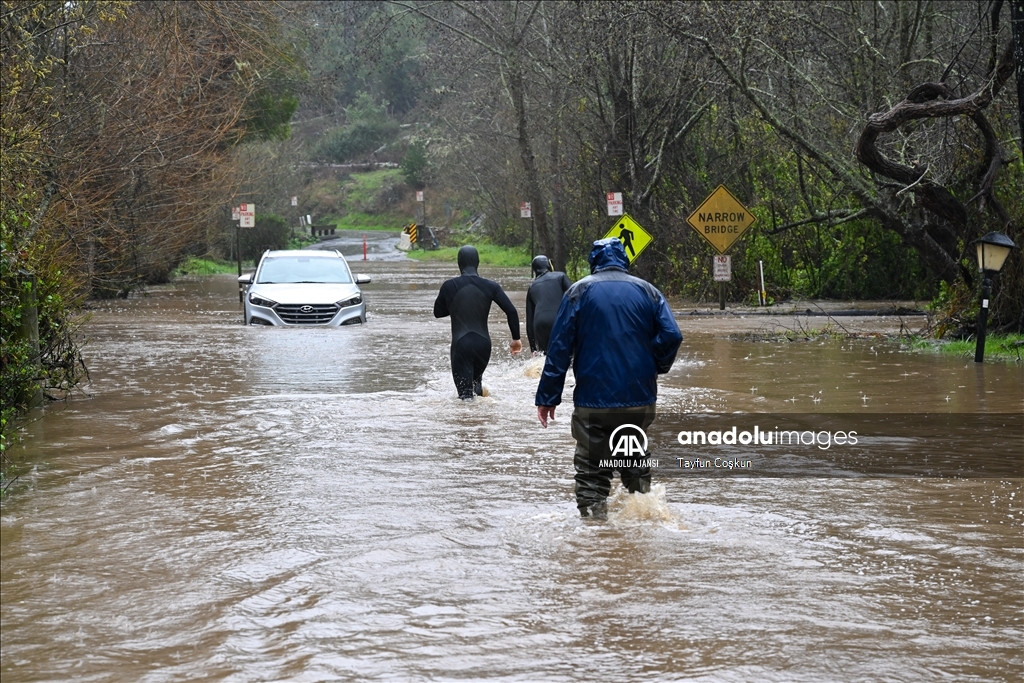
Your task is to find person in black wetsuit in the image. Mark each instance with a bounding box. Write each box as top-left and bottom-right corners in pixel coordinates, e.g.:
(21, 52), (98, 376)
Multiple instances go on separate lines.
(434, 245), (523, 399)
(525, 255), (571, 354)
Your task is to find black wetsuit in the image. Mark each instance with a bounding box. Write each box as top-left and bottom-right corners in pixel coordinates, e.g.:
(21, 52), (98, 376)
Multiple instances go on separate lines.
(434, 249), (520, 399)
(526, 270), (571, 353)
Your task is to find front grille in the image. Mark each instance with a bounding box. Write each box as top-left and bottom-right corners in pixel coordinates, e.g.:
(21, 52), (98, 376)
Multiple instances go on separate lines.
(275, 303), (340, 325)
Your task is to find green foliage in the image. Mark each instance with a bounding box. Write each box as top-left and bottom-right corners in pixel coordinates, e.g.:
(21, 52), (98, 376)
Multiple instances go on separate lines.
(926, 279), (977, 338)
(345, 169), (404, 202)
(240, 214), (291, 263)
(173, 257), (237, 276)
(910, 334), (1024, 363)
(401, 142), (428, 188)
(315, 121), (398, 164)
(740, 217), (933, 302)
(725, 122), (936, 302)
(406, 241), (531, 267)
(333, 212), (405, 231)
(303, 169), (407, 226)
(314, 93), (399, 163)
(347, 92), (390, 127)
(1, 209), (87, 465)
(300, 5), (426, 115)
(241, 92), (299, 142)
(0, 1), (322, 441)
(288, 234), (318, 250)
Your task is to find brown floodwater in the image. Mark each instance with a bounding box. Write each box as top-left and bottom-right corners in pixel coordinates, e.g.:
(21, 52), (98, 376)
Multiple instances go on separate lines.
(2, 232), (1022, 682)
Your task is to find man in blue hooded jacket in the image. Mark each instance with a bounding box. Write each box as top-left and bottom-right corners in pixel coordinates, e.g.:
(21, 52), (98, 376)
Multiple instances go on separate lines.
(535, 238), (682, 519)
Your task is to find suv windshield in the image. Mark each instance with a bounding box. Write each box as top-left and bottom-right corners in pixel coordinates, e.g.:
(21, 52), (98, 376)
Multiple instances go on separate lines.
(256, 256), (353, 284)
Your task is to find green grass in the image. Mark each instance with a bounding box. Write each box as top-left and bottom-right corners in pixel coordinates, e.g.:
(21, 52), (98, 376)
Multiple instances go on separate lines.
(173, 256), (237, 276)
(406, 242), (532, 268)
(331, 212), (406, 232)
(173, 234), (319, 278)
(911, 333), (1024, 363)
(344, 167), (407, 210)
(327, 169), (409, 231)
(346, 169), (403, 202)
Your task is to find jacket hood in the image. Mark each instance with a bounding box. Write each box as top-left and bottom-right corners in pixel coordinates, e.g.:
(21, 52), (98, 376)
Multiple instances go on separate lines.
(531, 255), (551, 277)
(457, 245), (480, 276)
(588, 238), (629, 273)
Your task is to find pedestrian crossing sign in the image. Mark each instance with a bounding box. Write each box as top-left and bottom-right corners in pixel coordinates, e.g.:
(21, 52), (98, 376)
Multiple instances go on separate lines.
(602, 214), (653, 264)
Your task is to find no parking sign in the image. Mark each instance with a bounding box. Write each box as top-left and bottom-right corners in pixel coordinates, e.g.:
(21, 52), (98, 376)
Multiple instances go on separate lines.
(713, 255), (731, 282)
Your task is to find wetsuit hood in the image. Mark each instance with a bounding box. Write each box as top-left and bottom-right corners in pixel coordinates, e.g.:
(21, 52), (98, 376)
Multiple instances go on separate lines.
(531, 255), (551, 278)
(588, 238), (629, 273)
(457, 245), (480, 276)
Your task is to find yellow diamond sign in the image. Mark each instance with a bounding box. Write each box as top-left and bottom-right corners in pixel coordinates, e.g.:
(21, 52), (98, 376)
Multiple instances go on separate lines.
(601, 214), (653, 264)
(686, 185), (756, 254)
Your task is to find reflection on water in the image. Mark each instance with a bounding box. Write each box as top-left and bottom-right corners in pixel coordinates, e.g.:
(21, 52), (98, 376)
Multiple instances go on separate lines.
(2, 236), (1022, 681)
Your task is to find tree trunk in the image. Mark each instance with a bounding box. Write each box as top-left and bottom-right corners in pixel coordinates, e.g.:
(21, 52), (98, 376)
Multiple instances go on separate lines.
(1013, 0), (1024, 151)
(507, 57), (551, 260)
(548, 123), (568, 270)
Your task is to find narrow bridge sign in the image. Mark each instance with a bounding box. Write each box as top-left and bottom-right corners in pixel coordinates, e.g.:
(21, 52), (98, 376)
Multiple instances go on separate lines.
(686, 185), (756, 254)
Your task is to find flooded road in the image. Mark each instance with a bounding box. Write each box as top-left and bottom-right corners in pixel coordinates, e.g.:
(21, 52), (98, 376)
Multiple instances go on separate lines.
(2, 232), (1022, 682)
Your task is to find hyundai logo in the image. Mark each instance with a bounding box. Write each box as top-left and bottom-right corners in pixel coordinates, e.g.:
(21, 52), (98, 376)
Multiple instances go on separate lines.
(300, 305), (313, 313)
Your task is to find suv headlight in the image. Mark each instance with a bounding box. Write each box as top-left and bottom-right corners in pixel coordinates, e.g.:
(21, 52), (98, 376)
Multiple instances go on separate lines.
(248, 293), (278, 308)
(336, 293), (362, 307)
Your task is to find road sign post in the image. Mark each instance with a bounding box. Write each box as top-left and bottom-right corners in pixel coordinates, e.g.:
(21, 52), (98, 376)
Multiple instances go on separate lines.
(232, 205), (242, 298)
(236, 203), (255, 301)
(713, 255), (731, 311)
(606, 192), (623, 216)
(239, 203), (255, 229)
(686, 186), (755, 310)
(759, 260), (767, 306)
(713, 255), (731, 281)
(686, 186), (755, 254)
(521, 202), (533, 257)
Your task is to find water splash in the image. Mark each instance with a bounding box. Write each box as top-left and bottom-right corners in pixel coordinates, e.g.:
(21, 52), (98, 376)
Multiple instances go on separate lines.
(522, 357), (545, 378)
(608, 483), (681, 525)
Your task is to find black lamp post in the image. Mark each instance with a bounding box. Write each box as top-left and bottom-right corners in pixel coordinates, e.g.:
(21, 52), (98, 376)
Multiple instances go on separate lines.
(972, 232), (1018, 363)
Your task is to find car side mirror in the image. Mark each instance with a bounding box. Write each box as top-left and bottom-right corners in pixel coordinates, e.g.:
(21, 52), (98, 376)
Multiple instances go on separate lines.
(355, 274), (371, 284)
(237, 273), (253, 295)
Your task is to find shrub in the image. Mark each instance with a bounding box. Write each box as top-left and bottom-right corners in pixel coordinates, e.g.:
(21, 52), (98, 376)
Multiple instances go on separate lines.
(240, 214), (291, 263)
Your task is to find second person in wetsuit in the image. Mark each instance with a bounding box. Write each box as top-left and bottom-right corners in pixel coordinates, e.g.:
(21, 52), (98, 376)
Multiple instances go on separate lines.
(433, 245), (522, 399)
(525, 255), (571, 354)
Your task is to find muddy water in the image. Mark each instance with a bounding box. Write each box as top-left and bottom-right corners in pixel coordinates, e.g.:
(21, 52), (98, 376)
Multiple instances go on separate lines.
(2, 232), (1022, 682)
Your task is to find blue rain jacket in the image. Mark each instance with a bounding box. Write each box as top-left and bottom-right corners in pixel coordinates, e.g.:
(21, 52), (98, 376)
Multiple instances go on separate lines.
(535, 238), (683, 408)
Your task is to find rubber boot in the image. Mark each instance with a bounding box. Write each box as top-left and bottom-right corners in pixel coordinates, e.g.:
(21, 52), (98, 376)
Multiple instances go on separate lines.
(579, 499), (608, 521)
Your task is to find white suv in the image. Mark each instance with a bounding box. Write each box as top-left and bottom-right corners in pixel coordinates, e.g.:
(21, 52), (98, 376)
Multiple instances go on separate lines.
(238, 250), (371, 326)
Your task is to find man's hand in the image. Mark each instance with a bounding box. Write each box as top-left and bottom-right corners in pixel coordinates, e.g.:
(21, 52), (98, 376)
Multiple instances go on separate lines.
(510, 339), (523, 355)
(537, 405), (556, 428)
